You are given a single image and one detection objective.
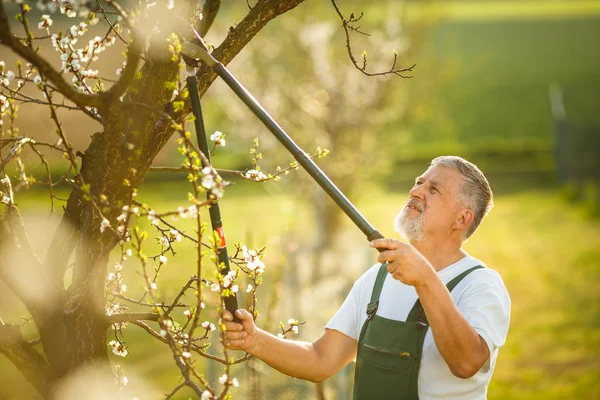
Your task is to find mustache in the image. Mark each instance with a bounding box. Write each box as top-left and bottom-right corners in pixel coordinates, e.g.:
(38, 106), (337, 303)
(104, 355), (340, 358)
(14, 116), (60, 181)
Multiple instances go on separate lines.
(406, 198), (424, 212)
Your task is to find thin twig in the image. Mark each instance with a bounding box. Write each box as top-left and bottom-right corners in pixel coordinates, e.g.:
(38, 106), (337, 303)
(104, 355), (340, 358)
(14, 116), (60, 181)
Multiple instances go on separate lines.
(330, 0), (415, 78)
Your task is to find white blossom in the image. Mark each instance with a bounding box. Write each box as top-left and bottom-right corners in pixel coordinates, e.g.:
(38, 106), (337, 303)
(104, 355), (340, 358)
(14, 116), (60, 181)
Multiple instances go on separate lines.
(210, 283), (220, 292)
(100, 218), (110, 233)
(232, 377), (239, 387)
(210, 131), (226, 147)
(242, 246), (266, 273)
(109, 340), (128, 357)
(107, 272), (116, 281)
(159, 255), (167, 264)
(5, 71), (15, 81)
(231, 284), (239, 293)
(244, 169), (267, 181)
(148, 210), (159, 226)
(201, 321), (216, 331)
(201, 174), (215, 190)
(1, 196), (10, 205)
(181, 351), (192, 359)
(183, 309), (191, 318)
(38, 14), (53, 30)
(201, 390), (213, 400)
(125, 249), (132, 256)
(150, 282), (157, 290)
(187, 205), (198, 219)
(120, 376), (128, 386)
(292, 326), (299, 334)
(218, 374), (228, 385)
(33, 75), (42, 84)
(0, 176), (9, 186)
(288, 318), (296, 325)
(246, 284), (253, 293)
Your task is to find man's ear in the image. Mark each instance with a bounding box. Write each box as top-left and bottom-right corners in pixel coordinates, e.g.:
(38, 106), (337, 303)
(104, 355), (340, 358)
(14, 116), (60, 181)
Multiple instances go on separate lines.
(453, 208), (474, 233)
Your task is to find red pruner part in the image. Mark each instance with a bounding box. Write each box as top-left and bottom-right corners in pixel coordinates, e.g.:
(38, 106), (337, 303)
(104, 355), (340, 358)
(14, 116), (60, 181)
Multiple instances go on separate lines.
(215, 227), (227, 249)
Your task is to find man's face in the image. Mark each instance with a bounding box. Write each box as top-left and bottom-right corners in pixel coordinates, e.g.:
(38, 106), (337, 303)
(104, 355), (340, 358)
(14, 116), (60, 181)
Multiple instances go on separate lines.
(394, 165), (466, 242)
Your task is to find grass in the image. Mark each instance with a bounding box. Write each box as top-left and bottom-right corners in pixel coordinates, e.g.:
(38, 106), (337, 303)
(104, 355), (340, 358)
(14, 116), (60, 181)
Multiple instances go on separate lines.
(1, 181), (599, 399)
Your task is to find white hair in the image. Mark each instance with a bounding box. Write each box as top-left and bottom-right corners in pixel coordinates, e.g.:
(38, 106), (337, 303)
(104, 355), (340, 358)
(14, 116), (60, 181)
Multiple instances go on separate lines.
(430, 156), (494, 239)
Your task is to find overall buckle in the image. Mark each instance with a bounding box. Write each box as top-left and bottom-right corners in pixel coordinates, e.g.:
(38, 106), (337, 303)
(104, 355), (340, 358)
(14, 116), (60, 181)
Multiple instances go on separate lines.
(366, 300), (379, 320)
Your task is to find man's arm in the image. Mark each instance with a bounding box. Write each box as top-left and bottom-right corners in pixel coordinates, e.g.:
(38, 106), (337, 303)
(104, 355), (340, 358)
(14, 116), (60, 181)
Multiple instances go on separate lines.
(415, 274), (490, 378)
(223, 309), (357, 382)
(370, 239), (490, 379)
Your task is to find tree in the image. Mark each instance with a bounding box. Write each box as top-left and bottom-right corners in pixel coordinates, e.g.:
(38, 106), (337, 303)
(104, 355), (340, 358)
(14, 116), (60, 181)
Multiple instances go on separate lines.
(0, 0), (412, 398)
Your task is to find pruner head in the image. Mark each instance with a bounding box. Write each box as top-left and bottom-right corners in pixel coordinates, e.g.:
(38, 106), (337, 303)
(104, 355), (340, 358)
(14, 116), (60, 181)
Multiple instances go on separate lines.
(181, 41), (217, 69)
(178, 17), (218, 69)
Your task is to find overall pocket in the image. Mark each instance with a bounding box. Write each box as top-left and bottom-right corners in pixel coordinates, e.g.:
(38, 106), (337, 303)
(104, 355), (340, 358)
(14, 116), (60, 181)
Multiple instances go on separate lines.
(353, 343), (415, 400)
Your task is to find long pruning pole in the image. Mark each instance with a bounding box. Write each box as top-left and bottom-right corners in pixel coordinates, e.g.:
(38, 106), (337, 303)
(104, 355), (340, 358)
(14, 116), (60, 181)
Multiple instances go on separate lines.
(181, 42), (385, 244)
(186, 69), (240, 321)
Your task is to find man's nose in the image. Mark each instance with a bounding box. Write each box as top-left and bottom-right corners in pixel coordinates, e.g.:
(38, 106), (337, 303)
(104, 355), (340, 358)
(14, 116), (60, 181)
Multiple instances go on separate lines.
(409, 184), (425, 199)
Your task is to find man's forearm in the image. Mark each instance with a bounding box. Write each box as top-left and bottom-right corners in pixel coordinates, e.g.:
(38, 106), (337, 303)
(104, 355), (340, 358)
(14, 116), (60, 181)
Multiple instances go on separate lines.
(247, 328), (327, 382)
(415, 273), (489, 378)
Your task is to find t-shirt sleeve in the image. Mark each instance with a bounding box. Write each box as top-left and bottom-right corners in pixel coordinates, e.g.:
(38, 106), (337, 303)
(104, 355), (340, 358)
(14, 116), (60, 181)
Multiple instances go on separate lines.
(456, 271), (511, 371)
(325, 268), (373, 340)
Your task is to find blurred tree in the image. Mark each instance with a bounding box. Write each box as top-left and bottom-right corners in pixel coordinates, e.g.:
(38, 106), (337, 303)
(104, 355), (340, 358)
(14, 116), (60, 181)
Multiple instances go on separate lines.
(214, 3), (432, 285)
(0, 0), (414, 398)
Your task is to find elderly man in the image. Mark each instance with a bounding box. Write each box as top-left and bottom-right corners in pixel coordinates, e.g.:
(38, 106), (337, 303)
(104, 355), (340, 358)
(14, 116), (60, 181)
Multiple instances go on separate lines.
(223, 156), (511, 399)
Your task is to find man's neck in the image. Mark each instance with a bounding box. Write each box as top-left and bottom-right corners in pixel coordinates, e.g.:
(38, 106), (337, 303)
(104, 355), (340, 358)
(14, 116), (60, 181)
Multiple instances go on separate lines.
(411, 239), (466, 272)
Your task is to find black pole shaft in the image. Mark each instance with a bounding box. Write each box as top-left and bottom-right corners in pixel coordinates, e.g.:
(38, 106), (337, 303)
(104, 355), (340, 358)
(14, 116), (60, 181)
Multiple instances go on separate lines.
(187, 74), (240, 320)
(211, 63), (384, 243)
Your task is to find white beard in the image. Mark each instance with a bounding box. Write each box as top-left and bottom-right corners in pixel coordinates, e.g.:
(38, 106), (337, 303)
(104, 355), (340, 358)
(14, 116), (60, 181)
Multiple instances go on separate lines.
(394, 207), (425, 241)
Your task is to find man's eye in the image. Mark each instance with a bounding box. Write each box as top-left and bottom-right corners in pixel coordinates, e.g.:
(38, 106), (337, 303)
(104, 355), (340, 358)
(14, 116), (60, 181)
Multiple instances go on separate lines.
(430, 187), (437, 193)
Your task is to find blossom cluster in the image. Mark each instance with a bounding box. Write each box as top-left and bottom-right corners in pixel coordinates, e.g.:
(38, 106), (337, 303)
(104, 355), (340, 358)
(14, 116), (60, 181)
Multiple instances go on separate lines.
(244, 169), (268, 181)
(35, 0), (93, 18)
(210, 131), (226, 147)
(109, 340), (128, 357)
(47, 13), (118, 93)
(241, 245), (265, 274)
(106, 254), (129, 296)
(277, 318), (301, 338)
(200, 167), (226, 198)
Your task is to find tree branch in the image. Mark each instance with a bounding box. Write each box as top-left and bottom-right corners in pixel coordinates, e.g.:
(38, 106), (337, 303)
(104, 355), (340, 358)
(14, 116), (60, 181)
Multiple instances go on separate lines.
(0, 3), (103, 109)
(103, 30), (143, 103)
(198, 0), (221, 37)
(194, 0), (306, 96)
(106, 312), (160, 325)
(0, 321), (53, 397)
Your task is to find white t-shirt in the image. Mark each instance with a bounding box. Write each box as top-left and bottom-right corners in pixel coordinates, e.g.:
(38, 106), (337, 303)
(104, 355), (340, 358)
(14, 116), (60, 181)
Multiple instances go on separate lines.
(325, 255), (511, 400)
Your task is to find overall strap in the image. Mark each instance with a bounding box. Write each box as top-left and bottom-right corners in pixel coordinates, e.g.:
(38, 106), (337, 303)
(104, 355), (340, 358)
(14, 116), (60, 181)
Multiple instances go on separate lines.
(366, 262), (388, 320)
(406, 265), (485, 324)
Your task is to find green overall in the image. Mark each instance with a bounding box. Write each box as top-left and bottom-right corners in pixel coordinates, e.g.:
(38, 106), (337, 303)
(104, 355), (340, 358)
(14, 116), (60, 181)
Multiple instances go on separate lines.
(352, 264), (484, 400)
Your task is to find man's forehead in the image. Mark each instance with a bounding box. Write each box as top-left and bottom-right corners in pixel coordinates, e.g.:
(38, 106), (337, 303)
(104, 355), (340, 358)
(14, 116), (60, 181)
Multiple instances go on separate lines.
(418, 165), (463, 186)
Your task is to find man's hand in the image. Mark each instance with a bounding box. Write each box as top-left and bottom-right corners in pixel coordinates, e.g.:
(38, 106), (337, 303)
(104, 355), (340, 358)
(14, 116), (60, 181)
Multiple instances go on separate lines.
(369, 238), (435, 287)
(222, 309), (258, 353)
